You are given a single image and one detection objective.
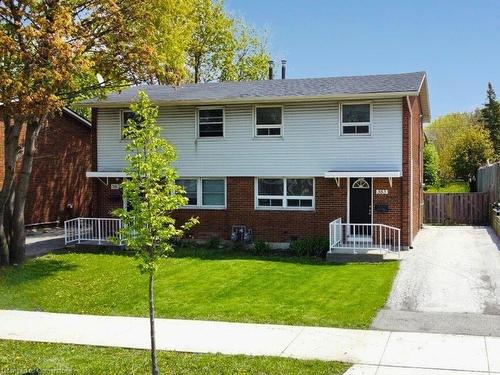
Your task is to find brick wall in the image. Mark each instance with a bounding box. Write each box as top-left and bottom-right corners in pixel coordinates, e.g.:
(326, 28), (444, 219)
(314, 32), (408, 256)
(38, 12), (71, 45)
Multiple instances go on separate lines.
(95, 176), (409, 245)
(402, 96), (425, 246)
(0, 111), (92, 225)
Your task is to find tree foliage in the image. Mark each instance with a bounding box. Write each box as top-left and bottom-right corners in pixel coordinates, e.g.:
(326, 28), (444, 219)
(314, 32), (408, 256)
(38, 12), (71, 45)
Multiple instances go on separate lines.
(185, 0), (269, 83)
(425, 112), (485, 182)
(450, 124), (494, 190)
(0, 0), (270, 265)
(423, 143), (439, 188)
(482, 82), (500, 155)
(113, 92), (198, 375)
(0, 0), (161, 265)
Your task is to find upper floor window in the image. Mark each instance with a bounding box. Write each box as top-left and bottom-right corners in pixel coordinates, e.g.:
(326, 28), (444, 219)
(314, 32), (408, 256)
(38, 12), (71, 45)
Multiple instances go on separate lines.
(256, 178), (314, 210)
(341, 103), (371, 135)
(255, 106), (283, 137)
(121, 110), (143, 139)
(198, 108), (224, 138)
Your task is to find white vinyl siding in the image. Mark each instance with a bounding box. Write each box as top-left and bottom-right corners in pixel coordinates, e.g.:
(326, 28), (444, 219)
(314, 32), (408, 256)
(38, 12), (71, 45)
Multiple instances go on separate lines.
(96, 98), (403, 176)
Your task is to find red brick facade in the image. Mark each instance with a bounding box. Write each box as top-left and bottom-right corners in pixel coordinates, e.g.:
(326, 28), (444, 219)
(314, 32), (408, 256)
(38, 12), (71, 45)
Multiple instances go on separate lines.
(0, 111), (93, 225)
(91, 96), (424, 247)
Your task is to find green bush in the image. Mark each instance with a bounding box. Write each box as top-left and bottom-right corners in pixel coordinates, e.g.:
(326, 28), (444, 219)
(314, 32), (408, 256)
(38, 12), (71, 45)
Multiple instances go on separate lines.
(206, 236), (221, 249)
(290, 236), (329, 257)
(252, 239), (272, 255)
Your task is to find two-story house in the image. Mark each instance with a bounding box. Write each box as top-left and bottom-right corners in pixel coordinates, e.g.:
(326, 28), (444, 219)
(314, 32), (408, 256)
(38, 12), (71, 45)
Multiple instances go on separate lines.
(78, 71), (430, 253)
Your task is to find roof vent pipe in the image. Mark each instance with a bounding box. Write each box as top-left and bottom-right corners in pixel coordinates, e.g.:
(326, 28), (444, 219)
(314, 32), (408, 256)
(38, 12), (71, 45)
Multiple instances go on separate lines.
(268, 60), (274, 80)
(281, 60), (287, 79)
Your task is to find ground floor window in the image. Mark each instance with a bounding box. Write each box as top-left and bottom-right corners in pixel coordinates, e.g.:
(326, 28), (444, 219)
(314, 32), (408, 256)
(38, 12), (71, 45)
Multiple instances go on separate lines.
(176, 178), (226, 209)
(255, 177), (314, 210)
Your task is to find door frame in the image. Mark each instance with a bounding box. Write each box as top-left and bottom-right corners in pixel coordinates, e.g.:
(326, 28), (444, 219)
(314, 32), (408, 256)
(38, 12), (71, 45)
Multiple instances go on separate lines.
(347, 177), (374, 224)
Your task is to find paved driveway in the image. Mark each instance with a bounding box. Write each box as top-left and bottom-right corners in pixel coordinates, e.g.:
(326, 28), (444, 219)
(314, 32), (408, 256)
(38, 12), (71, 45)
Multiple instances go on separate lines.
(372, 226), (500, 335)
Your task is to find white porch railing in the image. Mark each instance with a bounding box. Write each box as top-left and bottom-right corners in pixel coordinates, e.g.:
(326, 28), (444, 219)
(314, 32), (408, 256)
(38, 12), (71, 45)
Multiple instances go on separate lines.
(329, 218), (400, 257)
(64, 218), (123, 245)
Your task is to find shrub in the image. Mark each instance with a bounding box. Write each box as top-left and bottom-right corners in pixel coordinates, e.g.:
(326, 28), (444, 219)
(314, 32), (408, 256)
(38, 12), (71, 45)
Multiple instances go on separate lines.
(231, 241), (246, 252)
(290, 236), (329, 257)
(423, 143), (440, 189)
(252, 239), (272, 255)
(206, 236), (221, 249)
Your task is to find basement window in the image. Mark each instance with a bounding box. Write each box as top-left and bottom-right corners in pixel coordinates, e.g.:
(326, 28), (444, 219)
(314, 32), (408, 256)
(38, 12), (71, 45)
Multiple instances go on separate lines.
(340, 103), (371, 135)
(255, 106), (283, 137)
(256, 178), (314, 210)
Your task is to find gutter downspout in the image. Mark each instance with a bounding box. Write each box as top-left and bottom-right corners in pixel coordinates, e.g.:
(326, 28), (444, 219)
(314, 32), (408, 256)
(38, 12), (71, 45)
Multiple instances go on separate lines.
(406, 96), (414, 248)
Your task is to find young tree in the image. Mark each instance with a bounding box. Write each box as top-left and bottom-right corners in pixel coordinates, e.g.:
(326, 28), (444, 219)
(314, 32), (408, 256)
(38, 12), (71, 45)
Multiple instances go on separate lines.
(481, 82), (500, 154)
(113, 92), (198, 375)
(423, 143), (440, 189)
(450, 125), (494, 191)
(0, 0), (159, 265)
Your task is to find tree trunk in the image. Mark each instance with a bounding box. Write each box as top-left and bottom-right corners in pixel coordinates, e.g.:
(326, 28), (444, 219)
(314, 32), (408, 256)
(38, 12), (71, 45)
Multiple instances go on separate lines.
(469, 176), (478, 193)
(0, 116), (22, 266)
(149, 270), (159, 375)
(194, 55), (201, 83)
(11, 119), (43, 264)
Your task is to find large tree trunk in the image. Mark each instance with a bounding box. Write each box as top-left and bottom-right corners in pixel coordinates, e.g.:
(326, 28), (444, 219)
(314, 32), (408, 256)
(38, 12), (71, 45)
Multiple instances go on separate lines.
(149, 270), (159, 375)
(0, 116), (22, 266)
(10, 119), (43, 264)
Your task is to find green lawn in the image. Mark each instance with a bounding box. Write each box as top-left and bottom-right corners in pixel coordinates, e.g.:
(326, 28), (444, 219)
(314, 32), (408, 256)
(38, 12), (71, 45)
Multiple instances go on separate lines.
(0, 249), (398, 328)
(426, 180), (469, 193)
(0, 340), (349, 375)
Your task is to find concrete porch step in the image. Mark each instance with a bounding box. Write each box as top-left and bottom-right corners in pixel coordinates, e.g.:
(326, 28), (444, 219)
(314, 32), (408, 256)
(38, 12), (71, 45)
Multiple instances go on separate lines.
(327, 248), (400, 263)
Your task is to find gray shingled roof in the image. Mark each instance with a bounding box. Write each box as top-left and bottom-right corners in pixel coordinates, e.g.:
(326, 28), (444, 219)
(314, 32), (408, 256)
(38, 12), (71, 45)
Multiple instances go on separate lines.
(80, 71), (426, 106)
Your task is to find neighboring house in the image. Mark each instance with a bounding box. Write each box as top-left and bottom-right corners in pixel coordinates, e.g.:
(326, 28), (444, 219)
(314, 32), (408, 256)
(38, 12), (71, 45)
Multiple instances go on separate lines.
(0, 108), (93, 226)
(80, 71), (430, 250)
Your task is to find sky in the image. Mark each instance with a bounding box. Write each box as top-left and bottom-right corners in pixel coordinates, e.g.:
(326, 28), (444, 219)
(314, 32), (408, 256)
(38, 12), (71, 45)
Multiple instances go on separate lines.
(225, 0), (499, 120)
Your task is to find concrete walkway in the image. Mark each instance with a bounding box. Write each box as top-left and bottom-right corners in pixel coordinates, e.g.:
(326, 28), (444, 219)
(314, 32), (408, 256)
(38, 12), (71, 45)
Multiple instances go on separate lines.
(373, 226), (500, 336)
(1, 310), (500, 374)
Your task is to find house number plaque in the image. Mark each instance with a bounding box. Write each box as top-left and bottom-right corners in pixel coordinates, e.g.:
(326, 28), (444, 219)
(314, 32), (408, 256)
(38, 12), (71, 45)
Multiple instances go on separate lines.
(376, 189), (388, 195)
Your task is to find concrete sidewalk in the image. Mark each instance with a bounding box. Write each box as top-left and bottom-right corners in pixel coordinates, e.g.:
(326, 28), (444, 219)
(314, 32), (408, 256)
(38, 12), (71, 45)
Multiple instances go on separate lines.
(1, 310), (499, 374)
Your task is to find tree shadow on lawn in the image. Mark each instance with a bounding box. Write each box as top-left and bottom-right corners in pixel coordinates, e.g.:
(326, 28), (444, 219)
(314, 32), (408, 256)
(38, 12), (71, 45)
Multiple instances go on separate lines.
(0, 257), (79, 286)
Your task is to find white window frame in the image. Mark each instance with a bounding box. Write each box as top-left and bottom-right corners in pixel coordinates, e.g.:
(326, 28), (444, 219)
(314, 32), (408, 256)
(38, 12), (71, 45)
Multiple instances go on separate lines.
(196, 106), (225, 139)
(178, 177), (227, 209)
(120, 109), (137, 140)
(254, 177), (315, 211)
(254, 105), (284, 138)
(340, 102), (372, 136)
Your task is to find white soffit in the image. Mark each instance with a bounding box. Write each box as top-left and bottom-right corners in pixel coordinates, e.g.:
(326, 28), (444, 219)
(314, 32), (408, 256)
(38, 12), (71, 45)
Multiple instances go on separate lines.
(86, 171), (128, 178)
(324, 171), (402, 178)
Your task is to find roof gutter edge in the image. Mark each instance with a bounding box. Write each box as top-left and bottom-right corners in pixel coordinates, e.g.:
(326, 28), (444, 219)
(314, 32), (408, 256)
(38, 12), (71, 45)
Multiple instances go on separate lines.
(76, 91), (420, 108)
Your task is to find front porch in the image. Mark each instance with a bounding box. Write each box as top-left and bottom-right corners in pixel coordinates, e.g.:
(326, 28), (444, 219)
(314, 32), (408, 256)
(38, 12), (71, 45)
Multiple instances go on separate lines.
(328, 218), (401, 262)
